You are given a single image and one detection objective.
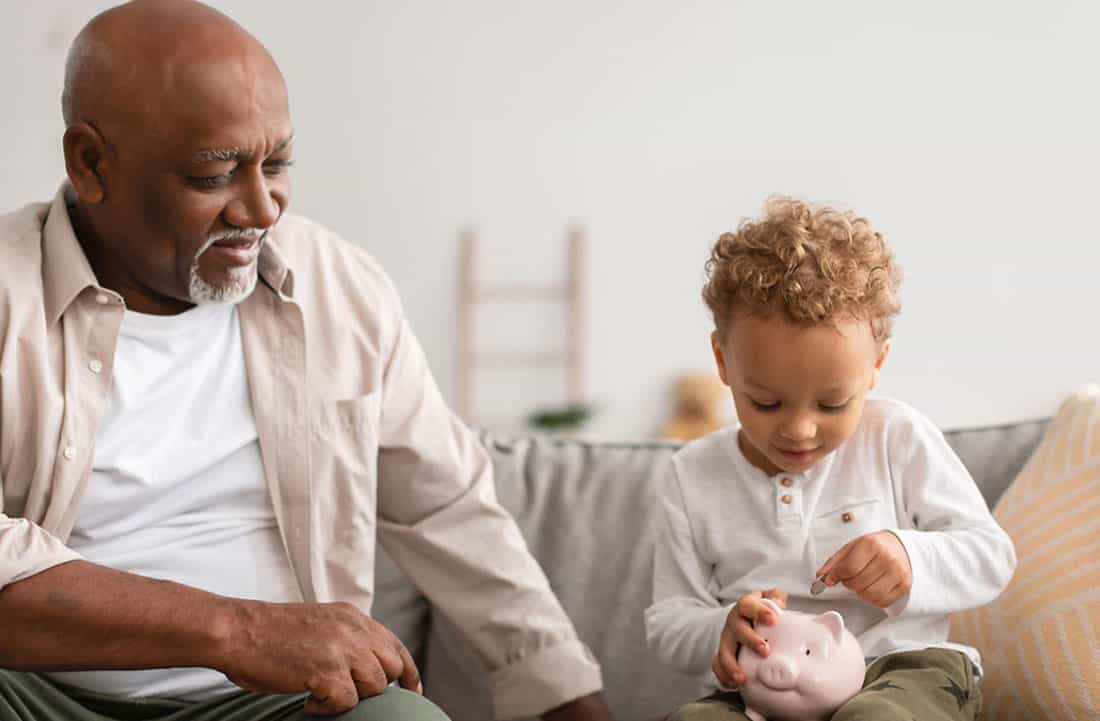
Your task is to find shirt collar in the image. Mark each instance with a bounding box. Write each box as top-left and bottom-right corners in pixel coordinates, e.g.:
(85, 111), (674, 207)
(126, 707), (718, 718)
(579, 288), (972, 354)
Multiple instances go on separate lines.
(41, 181), (297, 324)
(257, 226), (295, 300)
(723, 424), (837, 484)
(42, 183), (100, 327)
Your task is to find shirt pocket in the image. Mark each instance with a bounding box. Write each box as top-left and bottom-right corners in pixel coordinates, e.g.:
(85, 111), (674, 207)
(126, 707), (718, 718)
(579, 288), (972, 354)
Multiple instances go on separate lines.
(311, 393), (381, 551)
(809, 497), (888, 571)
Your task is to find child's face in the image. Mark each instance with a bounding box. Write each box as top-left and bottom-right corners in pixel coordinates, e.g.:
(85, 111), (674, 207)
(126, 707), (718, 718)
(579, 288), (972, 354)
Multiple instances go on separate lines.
(711, 312), (889, 476)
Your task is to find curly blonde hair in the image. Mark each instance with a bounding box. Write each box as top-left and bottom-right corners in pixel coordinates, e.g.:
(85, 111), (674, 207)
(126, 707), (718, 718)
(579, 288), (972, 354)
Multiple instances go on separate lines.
(703, 196), (901, 341)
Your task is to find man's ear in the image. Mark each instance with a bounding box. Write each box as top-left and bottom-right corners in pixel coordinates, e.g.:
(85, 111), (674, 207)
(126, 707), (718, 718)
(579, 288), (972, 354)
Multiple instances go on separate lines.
(869, 340), (890, 390)
(711, 331), (730, 387)
(63, 123), (109, 204)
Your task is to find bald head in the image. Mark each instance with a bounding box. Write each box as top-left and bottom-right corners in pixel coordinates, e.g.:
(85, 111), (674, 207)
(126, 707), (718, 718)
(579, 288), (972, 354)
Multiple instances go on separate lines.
(62, 0), (285, 130)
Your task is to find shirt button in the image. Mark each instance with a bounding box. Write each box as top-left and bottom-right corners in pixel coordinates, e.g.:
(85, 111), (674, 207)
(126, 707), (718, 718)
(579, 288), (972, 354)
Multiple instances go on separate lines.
(780, 477), (793, 487)
(95, 294), (110, 304)
(63, 445), (76, 460)
(88, 359), (103, 374)
(842, 512), (854, 523)
(781, 494), (793, 505)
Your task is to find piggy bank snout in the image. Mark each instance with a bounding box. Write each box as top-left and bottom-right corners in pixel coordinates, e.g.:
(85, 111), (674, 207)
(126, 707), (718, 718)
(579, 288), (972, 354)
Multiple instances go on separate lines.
(756, 652), (800, 690)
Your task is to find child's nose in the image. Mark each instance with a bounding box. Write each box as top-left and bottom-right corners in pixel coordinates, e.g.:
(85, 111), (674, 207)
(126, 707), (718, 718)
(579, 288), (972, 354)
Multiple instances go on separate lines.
(780, 414), (816, 441)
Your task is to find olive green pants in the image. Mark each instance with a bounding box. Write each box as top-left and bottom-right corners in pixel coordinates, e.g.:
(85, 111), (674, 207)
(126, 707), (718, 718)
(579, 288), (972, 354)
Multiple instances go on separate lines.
(0, 670), (450, 721)
(669, 648), (981, 721)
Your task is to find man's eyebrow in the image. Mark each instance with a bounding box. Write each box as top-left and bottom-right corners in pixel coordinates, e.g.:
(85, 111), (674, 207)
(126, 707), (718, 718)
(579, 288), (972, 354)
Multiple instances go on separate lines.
(190, 136), (293, 165)
(191, 147), (242, 165)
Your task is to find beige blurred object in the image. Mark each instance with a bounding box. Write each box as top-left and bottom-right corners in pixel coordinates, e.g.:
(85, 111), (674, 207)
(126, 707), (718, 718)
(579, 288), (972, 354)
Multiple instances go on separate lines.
(660, 372), (729, 441)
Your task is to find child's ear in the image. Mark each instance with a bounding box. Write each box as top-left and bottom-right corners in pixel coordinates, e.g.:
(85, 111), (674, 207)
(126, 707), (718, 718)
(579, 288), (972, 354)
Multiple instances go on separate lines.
(869, 340), (890, 390)
(710, 331), (731, 386)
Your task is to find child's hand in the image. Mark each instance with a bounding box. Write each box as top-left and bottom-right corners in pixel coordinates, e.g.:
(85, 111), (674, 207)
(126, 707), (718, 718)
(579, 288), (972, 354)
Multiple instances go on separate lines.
(711, 588), (787, 689)
(816, 530), (912, 608)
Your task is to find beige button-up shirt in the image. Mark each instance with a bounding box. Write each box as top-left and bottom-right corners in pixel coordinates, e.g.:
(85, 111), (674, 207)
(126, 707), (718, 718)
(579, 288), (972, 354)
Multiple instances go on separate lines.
(0, 186), (602, 720)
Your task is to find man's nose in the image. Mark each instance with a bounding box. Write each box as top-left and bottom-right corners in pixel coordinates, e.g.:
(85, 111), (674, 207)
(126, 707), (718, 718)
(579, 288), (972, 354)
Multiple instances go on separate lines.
(225, 167), (280, 230)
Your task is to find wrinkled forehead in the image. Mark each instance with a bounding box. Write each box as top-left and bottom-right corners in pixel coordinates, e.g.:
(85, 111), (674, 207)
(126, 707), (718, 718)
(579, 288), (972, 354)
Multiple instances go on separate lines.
(119, 48), (291, 160)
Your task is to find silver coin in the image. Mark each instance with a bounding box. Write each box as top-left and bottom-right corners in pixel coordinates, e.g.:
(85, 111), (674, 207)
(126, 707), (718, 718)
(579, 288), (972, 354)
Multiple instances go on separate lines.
(810, 577), (827, 595)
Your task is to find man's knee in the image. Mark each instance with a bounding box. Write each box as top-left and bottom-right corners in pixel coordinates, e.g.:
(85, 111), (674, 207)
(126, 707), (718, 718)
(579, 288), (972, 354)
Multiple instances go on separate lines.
(342, 687), (450, 721)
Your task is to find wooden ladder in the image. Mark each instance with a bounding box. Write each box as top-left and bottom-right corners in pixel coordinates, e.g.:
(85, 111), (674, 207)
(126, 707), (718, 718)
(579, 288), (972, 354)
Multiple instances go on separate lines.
(457, 226), (586, 425)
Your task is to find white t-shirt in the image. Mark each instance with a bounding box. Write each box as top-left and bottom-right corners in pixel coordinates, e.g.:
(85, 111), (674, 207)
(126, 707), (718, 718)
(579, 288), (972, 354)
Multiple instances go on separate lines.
(46, 303), (302, 701)
(645, 397), (1017, 682)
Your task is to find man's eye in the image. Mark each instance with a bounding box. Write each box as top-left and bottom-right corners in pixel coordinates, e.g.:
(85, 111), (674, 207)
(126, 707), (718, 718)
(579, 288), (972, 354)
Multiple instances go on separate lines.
(263, 159), (295, 176)
(189, 174), (231, 189)
(751, 400), (780, 411)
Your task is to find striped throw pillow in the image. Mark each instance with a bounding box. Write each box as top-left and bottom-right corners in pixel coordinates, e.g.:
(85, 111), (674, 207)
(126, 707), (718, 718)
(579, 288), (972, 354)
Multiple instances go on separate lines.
(950, 384), (1100, 721)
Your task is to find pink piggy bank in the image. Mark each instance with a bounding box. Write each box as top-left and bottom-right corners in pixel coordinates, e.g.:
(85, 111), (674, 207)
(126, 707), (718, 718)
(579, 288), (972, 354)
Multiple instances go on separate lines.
(736, 598), (864, 721)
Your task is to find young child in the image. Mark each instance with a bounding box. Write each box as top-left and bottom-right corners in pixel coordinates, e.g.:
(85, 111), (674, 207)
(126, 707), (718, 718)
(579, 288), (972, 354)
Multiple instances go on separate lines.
(645, 197), (1016, 721)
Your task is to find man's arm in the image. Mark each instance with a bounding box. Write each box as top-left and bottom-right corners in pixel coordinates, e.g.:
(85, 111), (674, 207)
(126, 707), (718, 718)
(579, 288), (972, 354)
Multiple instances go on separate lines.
(369, 269), (606, 719)
(0, 559), (420, 716)
(0, 559), (232, 671)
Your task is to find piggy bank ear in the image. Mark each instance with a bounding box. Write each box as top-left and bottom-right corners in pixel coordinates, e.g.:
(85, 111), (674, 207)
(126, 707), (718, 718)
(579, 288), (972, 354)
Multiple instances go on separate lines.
(814, 610), (846, 643)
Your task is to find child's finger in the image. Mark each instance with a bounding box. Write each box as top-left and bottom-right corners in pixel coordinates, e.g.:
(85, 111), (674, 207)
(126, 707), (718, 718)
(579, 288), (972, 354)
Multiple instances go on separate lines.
(715, 612), (748, 687)
(881, 581), (907, 608)
(732, 616), (770, 657)
(761, 587), (788, 609)
(860, 571), (900, 607)
(847, 564), (887, 595)
(737, 592), (782, 628)
(714, 635), (743, 685)
(827, 540), (876, 585)
(711, 651), (740, 689)
(815, 539), (855, 580)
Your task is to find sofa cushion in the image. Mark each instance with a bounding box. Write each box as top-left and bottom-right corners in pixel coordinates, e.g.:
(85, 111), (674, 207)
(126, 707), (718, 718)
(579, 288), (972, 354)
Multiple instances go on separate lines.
(943, 417), (1048, 509)
(422, 435), (708, 721)
(950, 385), (1100, 721)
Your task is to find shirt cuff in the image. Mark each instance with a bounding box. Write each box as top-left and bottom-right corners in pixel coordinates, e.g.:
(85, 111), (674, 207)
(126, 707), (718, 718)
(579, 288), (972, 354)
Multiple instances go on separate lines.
(486, 638), (603, 721)
(886, 528), (927, 616)
(0, 518), (85, 590)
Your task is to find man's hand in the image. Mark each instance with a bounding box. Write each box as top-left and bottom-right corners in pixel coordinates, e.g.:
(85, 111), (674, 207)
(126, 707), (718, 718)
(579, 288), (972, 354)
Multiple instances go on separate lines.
(542, 691), (615, 721)
(816, 530), (912, 608)
(711, 588), (788, 689)
(216, 600), (420, 717)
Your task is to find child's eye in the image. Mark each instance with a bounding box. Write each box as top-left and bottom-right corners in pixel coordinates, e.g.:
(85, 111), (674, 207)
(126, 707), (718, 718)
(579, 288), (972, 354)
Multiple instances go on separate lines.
(819, 402), (849, 413)
(751, 400), (780, 412)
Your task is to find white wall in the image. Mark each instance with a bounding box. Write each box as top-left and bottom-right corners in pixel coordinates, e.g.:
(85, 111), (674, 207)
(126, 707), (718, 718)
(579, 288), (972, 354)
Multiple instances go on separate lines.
(4, 1), (1098, 439)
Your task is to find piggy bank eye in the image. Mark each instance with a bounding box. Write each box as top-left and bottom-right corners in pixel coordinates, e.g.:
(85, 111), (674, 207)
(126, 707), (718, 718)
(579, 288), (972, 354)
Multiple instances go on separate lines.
(804, 648), (811, 656)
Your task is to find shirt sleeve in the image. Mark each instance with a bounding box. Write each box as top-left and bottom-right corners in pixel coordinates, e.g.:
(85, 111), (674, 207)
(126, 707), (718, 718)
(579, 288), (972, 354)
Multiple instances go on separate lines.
(371, 282), (601, 721)
(885, 407), (1017, 617)
(0, 511), (84, 591)
(644, 457), (731, 676)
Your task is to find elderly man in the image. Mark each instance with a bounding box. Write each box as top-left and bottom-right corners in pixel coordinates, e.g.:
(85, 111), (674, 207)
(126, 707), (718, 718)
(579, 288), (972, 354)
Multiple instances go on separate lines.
(0, 2), (613, 720)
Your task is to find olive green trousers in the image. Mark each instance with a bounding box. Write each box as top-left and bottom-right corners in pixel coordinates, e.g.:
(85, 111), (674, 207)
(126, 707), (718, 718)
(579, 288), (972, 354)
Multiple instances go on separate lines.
(669, 648), (981, 721)
(0, 670), (449, 721)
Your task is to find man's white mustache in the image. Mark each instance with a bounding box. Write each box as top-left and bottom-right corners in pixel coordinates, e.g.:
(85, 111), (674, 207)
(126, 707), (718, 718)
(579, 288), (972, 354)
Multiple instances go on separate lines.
(197, 228), (268, 256)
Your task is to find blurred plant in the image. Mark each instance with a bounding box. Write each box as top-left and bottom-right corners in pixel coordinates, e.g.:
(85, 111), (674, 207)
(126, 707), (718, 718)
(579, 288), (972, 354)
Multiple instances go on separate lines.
(526, 402), (594, 431)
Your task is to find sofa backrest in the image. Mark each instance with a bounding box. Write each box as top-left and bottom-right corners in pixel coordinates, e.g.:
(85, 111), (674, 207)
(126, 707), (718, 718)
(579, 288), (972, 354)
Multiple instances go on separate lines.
(373, 417), (1048, 721)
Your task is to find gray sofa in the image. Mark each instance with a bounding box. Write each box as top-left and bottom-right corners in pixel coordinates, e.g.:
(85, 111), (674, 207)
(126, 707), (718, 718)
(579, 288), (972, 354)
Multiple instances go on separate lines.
(373, 418), (1050, 721)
